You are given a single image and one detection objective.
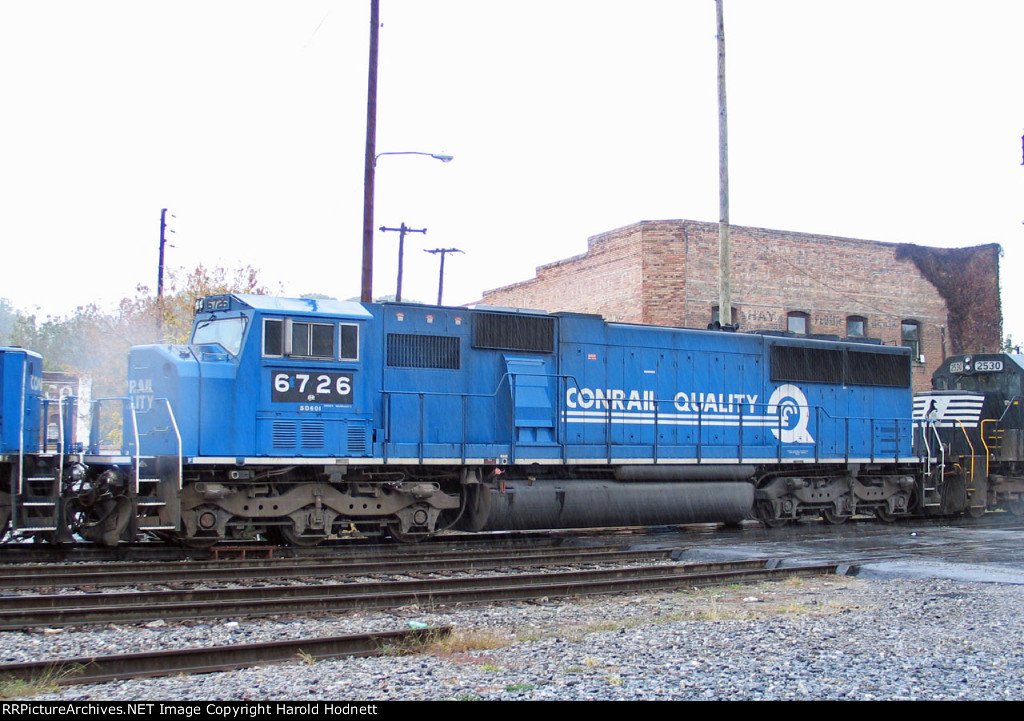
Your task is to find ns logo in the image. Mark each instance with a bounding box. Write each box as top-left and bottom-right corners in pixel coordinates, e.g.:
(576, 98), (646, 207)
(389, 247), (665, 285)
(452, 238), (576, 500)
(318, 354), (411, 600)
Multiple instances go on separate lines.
(767, 384), (814, 444)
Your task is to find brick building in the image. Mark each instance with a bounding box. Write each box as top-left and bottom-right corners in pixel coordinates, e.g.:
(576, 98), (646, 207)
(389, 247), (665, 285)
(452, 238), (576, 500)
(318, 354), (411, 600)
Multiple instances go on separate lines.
(480, 219), (1002, 392)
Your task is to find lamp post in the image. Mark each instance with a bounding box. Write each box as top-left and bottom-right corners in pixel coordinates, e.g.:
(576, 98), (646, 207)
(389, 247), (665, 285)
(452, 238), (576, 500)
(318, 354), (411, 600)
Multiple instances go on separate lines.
(360, 0), (380, 303)
(360, 149), (453, 302)
(375, 151), (453, 165)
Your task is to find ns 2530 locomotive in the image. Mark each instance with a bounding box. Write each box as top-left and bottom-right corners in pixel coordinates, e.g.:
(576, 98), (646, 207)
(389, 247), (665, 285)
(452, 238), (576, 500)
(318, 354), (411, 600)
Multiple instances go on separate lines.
(0, 294), (1006, 546)
(913, 353), (1024, 517)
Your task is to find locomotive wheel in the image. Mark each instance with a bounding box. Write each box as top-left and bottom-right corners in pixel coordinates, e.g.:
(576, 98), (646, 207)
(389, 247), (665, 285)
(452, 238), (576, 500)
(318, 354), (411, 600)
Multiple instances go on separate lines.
(755, 502), (789, 528)
(966, 504), (987, 519)
(278, 525), (327, 547)
(387, 522), (428, 543)
(820, 508), (849, 525)
(1005, 499), (1024, 516)
(181, 534), (220, 549)
(874, 508), (897, 523)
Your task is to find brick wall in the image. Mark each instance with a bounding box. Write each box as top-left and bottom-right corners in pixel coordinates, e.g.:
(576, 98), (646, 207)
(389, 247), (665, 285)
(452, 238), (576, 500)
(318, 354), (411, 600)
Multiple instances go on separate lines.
(479, 224), (647, 322)
(480, 219), (1002, 393)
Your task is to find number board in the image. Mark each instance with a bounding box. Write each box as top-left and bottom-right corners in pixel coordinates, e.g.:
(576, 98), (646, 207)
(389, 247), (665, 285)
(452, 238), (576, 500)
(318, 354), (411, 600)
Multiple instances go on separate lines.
(272, 371), (354, 404)
(975, 360), (1003, 372)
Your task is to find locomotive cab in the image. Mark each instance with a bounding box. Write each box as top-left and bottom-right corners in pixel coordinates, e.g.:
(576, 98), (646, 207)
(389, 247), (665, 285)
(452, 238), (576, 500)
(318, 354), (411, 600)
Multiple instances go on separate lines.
(118, 294), (393, 544)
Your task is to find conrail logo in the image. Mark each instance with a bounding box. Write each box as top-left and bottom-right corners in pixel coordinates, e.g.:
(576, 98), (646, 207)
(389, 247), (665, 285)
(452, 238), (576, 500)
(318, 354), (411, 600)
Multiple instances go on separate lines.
(562, 384), (815, 444)
(766, 383), (815, 444)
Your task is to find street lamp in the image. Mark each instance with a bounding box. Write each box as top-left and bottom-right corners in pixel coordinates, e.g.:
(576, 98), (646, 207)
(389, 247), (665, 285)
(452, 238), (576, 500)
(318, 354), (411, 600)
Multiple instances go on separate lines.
(375, 151), (453, 166)
(360, 149), (453, 302)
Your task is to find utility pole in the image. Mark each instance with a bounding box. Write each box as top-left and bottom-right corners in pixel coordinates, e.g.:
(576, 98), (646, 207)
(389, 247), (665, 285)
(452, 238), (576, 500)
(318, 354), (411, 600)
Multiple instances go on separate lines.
(424, 248), (463, 305)
(379, 222), (426, 302)
(157, 208), (174, 300)
(157, 208), (175, 336)
(360, 0), (380, 302)
(716, 0), (732, 329)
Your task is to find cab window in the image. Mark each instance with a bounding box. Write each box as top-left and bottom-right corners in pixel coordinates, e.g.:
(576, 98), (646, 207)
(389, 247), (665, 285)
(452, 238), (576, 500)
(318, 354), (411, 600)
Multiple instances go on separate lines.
(263, 318), (336, 360)
(192, 316), (246, 356)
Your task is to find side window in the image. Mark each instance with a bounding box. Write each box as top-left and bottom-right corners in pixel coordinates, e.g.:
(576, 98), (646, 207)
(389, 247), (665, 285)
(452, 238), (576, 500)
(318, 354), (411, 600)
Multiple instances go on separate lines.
(787, 311), (809, 335)
(902, 320), (921, 360)
(340, 324), (359, 361)
(1007, 373), (1022, 399)
(846, 315), (866, 338)
(293, 322), (335, 359)
(263, 318), (336, 359)
(263, 319), (284, 357)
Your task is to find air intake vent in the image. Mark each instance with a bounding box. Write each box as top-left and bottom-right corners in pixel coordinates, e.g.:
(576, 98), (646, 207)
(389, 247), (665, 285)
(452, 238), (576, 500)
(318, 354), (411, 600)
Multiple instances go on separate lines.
(474, 312), (554, 353)
(272, 422), (297, 449)
(347, 424), (368, 455)
(301, 422), (325, 449)
(387, 334), (460, 369)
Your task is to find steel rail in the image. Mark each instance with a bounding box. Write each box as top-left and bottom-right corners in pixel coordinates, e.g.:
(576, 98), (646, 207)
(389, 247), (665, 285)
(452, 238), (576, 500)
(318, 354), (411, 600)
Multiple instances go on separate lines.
(0, 626), (451, 687)
(0, 560), (842, 630)
(0, 547), (677, 589)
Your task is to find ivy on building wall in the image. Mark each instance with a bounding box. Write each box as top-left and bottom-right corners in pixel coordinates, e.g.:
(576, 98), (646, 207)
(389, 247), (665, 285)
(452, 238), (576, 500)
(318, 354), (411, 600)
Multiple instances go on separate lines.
(895, 243), (1002, 354)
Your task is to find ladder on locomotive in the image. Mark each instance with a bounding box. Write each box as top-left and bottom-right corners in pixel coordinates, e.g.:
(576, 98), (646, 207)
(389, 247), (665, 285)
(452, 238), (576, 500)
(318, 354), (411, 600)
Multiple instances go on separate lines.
(12, 396), (67, 536)
(13, 455), (61, 535)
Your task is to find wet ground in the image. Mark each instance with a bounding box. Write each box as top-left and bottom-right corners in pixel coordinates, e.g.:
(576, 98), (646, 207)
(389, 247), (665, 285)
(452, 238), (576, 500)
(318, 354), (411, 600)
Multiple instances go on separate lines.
(660, 513), (1024, 585)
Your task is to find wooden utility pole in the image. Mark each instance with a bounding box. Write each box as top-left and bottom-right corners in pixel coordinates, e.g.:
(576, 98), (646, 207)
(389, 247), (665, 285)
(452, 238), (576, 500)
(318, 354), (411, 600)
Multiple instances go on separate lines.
(360, 0), (380, 303)
(716, 0), (732, 328)
(157, 208), (174, 337)
(379, 222), (427, 302)
(424, 247), (463, 305)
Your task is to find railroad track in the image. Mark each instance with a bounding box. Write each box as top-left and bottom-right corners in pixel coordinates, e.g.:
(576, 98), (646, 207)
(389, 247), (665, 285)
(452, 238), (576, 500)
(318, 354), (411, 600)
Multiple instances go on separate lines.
(0, 626), (450, 687)
(0, 559), (844, 630)
(0, 545), (680, 590)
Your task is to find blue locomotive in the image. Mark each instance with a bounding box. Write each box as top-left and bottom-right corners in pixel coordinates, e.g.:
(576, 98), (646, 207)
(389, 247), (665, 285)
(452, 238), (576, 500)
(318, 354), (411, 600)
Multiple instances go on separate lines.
(0, 294), (939, 545)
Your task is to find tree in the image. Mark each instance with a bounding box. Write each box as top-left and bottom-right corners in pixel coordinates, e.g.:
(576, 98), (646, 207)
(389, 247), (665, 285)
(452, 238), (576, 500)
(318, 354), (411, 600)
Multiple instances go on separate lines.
(7, 263), (274, 399)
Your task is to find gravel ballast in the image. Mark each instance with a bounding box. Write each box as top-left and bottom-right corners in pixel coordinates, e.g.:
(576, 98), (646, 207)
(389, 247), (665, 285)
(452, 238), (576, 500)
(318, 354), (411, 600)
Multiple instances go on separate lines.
(7, 573), (1024, 701)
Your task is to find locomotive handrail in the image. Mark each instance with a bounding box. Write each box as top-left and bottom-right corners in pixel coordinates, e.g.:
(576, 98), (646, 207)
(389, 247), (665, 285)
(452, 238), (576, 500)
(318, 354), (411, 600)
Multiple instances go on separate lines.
(40, 397), (52, 454)
(932, 421), (945, 476)
(55, 396), (65, 499)
(154, 398), (183, 491)
(381, 371), (585, 464)
(916, 420), (946, 507)
(980, 418), (999, 479)
(814, 406), (914, 463)
(128, 402), (141, 495)
(16, 354), (26, 497)
(382, 376), (914, 464)
(955, 418), (976, 490)
(88, 397), (136, 456)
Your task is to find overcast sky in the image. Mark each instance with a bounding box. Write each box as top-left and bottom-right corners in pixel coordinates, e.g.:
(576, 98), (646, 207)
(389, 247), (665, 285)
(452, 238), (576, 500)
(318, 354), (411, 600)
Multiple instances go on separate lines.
(2, 1), (1022, 343)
